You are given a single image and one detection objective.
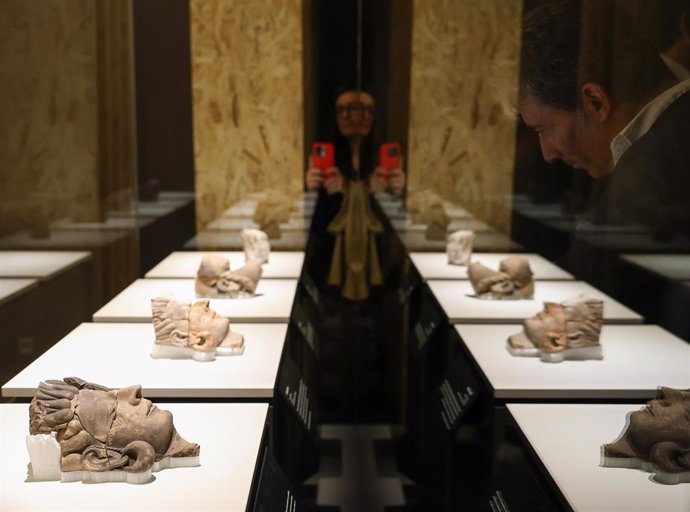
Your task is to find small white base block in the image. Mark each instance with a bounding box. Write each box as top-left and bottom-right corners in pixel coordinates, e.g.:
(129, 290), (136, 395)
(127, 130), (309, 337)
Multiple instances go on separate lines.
(25, 434), (61, 481)
(601, 455), (690, 485)
(150, 344), (244, 361)
(539, 345), (603, 363)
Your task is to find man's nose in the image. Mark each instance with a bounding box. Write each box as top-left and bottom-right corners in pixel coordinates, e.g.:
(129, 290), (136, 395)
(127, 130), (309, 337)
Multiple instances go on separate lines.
(539, 135), (561, 164)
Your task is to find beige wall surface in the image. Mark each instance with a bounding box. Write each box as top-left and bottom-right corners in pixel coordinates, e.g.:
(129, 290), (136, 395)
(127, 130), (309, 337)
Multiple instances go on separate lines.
(407, 0), (522, 234)
(0, 0), (99, 233)
(190, 0), (304, 230)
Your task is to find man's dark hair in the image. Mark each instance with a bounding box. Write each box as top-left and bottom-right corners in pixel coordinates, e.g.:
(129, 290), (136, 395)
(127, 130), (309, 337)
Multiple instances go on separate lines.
(520, 0), (674, 111)
(642, 0), (690, 52)
(520, 0), (583, 110)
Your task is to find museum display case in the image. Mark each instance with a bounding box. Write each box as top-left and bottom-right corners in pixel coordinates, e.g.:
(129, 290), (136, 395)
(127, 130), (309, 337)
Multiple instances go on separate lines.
(1, 0), (688, 511)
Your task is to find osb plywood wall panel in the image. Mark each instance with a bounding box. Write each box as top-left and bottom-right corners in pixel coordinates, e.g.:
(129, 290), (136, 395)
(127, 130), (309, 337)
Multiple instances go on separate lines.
(0, 0), (99, 233)
(407, 0), (522, 234)
(190, 0), (304, 230)
(0, 0), (137, 236)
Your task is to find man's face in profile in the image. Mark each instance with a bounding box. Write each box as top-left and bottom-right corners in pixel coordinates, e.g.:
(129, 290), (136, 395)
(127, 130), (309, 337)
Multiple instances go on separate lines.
(518, 93), (611, 178)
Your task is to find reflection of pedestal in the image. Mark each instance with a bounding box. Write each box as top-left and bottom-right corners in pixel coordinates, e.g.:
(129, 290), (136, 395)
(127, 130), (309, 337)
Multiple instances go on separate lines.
(0, 403), (268, 511)
(92, 278), (298, 323)
(508, 404), (690, 512)
(410, 252), (573, 281)
(428, 279), (642, 324)
(0, 252), (93, 387)
(146, 251), (305, 279)
(2, 322), (287, 399)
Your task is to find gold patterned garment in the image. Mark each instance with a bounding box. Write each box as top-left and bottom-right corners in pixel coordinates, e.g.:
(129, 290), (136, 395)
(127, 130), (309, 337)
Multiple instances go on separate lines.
(327, 180), (384, 300)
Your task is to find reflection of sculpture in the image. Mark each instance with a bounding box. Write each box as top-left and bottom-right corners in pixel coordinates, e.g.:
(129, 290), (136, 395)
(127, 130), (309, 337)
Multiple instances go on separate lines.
(151, 296), (244, 361)
(195, 255), (262, 298)
(447, 230), (475, 266)
(602, 387), (690, 485)
(241, 228), (270, 264)
(407, 190), (450, 240)
(27, 377), (199, 484)
(252, 191), (293, 239)
(468, 256), (534, 299)
(507, 296), (604, 362)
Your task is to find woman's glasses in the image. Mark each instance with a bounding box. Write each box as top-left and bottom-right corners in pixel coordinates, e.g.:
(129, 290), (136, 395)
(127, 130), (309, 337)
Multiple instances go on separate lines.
(336, 102), (375, 118)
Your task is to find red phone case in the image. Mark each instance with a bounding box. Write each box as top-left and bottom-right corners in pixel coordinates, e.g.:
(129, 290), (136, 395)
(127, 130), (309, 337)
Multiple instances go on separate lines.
(379, 142), (402, 172)
(312, 142), (335, 171)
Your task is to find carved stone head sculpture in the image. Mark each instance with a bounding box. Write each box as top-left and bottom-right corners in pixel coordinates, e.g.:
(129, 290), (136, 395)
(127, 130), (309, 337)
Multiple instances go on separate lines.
(468, 256), (534, 299)
(151, 296), (244, 361)
(602, 387), (690, 485)
(507, 296), (604, 362)
(447, 230), (475, 266)
(241, 228), (270, 264)
(27, 377), (199, 484)
(195, 255), (263, 298)
(406, 190), (450, 240)
(252, 191), (292, 239)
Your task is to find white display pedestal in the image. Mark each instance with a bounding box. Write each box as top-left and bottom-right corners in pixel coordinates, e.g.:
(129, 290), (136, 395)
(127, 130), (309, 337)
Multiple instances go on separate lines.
(145, 251), (305, 279)
(0, 251), (91, 280)
(0, 279), (38, 307)
(507, 403), (690, 512)
(0, 402), (268, 511)
(622, 254), (690, 281)
(409, 252), (574, 281)
(186, 231), (307, 251)
(455, 324), (690, 399)
(2, 322), (287, 399)
(93, 278), (297, 323)
(428, 279), (642, 324)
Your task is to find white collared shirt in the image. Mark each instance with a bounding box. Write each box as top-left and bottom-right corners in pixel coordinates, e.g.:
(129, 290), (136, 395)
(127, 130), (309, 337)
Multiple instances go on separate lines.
(610, 78), (690, 166)
(661, 54), (690, 81)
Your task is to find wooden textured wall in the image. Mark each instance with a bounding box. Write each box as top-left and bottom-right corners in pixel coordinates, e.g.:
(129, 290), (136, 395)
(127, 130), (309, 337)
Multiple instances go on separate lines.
(0, 0), (99, 233)
(407, 0), (522, 234)
(0, 0), (136, 234)
(190, 0), (304, 230)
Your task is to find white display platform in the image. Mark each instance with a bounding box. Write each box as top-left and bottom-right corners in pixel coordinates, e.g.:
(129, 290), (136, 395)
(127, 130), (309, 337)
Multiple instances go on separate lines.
(427, 280), (642, 324)
(186, 231), (307, 251)
(399, 230), (520, 253)
(0, 402), (267, 511)
(455, 324), (690, 399)
(0, 279), (38, 307)
(157, 191), (196, 201)
(51, 216), (154, 231)
(206, 216), (308, 232)
(145, 251), (305, 279)
(0, 251), (90, 280)
(622, 254), (690, 281)
(507, 403), (690, 512)
(93, 278), (297, 323)
(0, 229), (129, 250)
(394, 218), (493, 234)
(2, 322), (286, 398)
(410, 252), (574, 281)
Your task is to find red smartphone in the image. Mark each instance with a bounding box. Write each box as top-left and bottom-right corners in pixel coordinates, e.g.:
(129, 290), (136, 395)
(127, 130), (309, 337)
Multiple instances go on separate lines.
(312, 142), (334, 171)
(379, 143), (402, 178)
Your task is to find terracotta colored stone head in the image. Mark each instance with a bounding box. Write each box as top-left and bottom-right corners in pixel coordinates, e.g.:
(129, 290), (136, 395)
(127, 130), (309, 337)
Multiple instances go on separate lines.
(241, 228), (270, 264)
(28, 377), (199, 481)
(447, 230), (475, 266)
(602, 387), (690, 484)
(195, 255), (263, 298)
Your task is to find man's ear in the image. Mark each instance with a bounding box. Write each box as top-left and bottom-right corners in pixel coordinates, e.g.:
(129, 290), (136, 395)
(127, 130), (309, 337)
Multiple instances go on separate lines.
(580, 82), (611, 122)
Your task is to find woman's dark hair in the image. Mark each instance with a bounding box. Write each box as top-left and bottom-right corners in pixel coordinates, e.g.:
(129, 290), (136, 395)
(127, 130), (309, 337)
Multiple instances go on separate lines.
(331, 85), (376, 180)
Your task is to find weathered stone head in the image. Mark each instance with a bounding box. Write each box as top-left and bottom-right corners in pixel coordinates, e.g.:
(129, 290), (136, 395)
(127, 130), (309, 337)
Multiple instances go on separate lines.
(252, 191), (292, 240)
(447, 230), (475, 266)
(27, 377), (199, 484)
(468, 256), (534, 299)
(507, 296), (604, 362)
(151, 296), (244, 361)
(195, 255), (263, 298)
(241, 228), (270, 264)
(602, 387), (690, 484)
